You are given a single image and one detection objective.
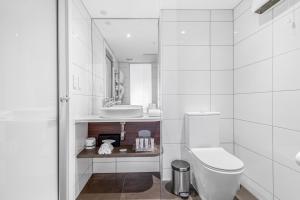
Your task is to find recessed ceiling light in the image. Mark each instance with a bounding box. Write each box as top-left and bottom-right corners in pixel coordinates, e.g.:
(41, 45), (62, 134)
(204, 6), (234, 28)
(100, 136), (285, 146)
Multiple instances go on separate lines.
(100, 10), (107, 15)
(180, 30), (186, 35)
(126, 33), (131, 38)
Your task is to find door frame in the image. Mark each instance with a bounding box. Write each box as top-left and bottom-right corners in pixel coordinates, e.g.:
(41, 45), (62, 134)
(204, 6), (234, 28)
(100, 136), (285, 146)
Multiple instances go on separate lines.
(58, 0), (70, 199)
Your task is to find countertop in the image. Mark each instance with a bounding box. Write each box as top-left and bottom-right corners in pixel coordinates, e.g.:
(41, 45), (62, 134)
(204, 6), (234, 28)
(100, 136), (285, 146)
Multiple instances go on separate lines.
(77, 145), (160, 158)
(75, 115), (161, 123)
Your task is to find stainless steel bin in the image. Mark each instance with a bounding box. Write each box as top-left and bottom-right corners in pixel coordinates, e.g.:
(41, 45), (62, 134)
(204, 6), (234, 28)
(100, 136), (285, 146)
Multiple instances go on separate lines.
(171, 160), (190, 198)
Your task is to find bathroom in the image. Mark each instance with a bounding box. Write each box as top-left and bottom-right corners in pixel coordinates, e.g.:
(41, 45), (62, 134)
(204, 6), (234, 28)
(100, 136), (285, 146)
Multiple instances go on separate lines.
(1, 0), (300, 199)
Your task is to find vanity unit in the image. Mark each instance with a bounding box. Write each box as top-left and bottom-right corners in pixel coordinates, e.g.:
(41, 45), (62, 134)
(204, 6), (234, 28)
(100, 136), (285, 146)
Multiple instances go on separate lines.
(75, 115), (161, 173)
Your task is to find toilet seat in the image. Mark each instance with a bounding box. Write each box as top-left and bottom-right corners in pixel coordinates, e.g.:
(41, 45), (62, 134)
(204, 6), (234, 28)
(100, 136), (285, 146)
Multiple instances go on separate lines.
(191, 147), (244, 172)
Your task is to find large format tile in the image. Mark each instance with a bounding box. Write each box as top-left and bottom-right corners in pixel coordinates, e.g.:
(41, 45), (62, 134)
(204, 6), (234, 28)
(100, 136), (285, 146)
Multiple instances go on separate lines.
(274, 127), (300, 172)
(162, 119), (184, 144)
(273, 49), (300, 91)
(273, 90), (300, 131)
(161, 22), (210, 45)
(162, 46), (210, 70)
(234, 9), (272, 43)
(234, 93), (272, 125)
(235, 145), (273, 193)
(211, 71), (233, 94)
(162, 71), (210, 94)
(234, 120), (272, 158)
(220, 119), (233, 143)
(234, 59), (272, 93)
(274, 163), (300, 200)
(211, 22), (233, 45)
(273, 8), (300, 55)
(211, 95), (234, 118)
(162, 94), (210, 119)
(211, 46), (233, 70)
(162, 144), (182, 169)
(234, 25), (272, 68)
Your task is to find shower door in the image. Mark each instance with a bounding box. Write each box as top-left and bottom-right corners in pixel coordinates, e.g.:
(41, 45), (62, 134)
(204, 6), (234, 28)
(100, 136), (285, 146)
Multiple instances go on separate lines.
(0, 0), (59, 200)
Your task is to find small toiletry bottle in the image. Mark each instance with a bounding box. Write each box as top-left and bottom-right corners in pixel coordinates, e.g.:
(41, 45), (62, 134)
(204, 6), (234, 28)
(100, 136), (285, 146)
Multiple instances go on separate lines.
(136, 138), (140, 151)
(145, 138), (149, 150)
(150, 138), (155, 150)
(139, 138), (144, 150)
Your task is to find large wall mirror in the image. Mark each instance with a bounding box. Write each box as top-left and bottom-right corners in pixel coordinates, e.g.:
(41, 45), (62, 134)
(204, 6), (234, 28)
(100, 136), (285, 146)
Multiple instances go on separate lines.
(92, 19), (159, 109)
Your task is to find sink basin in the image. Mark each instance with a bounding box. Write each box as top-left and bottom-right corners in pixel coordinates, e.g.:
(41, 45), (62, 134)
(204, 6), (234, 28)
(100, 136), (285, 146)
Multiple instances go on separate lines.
(100, 105), (143, 118)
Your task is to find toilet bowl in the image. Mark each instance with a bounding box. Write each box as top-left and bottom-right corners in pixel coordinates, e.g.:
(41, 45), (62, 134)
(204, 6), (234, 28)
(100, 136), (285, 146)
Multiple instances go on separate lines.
(183, 112), (244, 200)
(184, 147), (244, 200)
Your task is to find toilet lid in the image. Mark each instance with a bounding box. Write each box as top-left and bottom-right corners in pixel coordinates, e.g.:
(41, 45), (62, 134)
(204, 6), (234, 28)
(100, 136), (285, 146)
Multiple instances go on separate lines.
(191, 147), (244, 172)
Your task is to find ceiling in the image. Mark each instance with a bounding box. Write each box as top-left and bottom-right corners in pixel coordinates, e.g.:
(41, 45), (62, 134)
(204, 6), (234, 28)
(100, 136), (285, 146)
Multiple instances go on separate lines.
(94, 19), (158, 63)
(82, 0), (242, 18)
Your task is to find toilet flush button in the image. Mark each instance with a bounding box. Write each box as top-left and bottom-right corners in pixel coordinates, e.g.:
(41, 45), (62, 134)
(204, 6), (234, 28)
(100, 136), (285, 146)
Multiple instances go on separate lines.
(296, 152), (300, 166)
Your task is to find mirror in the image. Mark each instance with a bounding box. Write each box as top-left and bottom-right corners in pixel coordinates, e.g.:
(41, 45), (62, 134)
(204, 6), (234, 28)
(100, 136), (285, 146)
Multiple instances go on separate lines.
(92, 19), (159, 108)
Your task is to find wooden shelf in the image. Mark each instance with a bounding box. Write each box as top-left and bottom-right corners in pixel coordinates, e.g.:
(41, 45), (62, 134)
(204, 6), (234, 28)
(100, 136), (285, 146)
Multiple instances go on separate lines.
(77, 145), (160, 158)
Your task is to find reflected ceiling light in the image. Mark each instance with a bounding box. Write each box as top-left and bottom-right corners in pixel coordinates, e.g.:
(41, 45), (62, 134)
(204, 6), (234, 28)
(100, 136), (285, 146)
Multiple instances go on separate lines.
(180, 30), (186, 34)
(126, 33), (131, 38)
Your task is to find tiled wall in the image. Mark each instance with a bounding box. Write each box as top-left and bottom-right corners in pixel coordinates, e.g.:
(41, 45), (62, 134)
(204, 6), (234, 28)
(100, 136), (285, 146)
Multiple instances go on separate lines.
(233, 0), (300, 199)
(160, 9), (234, 180)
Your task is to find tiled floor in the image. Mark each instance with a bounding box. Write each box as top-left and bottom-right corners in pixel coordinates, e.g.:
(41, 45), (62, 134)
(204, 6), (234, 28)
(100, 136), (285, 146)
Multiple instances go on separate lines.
(77, 172), (256, 200)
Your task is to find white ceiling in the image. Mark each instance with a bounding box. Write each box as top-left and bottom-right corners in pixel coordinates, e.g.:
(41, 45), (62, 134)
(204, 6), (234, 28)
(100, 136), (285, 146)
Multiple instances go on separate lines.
(82, 0), (242, 18)
(94, 19), (158, 63)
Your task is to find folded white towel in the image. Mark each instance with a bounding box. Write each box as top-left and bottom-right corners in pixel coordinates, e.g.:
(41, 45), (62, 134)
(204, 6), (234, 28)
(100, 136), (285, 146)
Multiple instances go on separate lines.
(98, 143), (113, 155)
(148, 109), (161, 117)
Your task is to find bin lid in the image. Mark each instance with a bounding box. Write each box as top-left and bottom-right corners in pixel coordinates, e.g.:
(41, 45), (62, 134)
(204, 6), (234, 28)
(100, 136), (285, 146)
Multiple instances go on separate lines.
(171, 160), (190, 172)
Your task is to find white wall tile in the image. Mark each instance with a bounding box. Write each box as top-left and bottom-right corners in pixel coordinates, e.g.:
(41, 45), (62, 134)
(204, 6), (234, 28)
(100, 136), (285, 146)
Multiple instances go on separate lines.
(235, 145), (273, 193)
(211, 71), (233, 94)
(240, 175), (273, 200)
(234, 9), (272, 43)
(211, 22), (233, 45)
(211, 10), (233, 22)
(274, 90), (300, 131)
(274, 49), (300, 91)
(273, 8), (300, 55)
(220, 119), (233, 143)
(211, 95), (233, 118)
(274, 127), (300, 171)
(234, 93), (272, 125)
(161, 21), (210, 45)
(116, 157), (159, 162)
(234, 0), (252, 20)
(162, 144), (182, 169)
(211, 46), (233, 70)
(234, 59), (272, 93)
(274, 163), (300, 200)
(161, 10), (210, 22)
(234, 120), (272, 158)
(162, 119), (184, 144)
(162, 94), (210, 119)
(162, 71), (210, 94)
(93, 162), (116, 173)
(220, 143), (234, 154)
(162, 46), (210, 70)
(234, 25), (272, 68)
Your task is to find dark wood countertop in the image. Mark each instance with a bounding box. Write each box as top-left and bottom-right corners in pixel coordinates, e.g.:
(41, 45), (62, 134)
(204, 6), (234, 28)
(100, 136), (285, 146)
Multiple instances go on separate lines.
(77, 145), (160, 158)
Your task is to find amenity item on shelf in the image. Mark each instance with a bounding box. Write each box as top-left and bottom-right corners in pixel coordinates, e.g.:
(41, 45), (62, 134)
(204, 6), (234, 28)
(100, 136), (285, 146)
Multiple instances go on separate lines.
(138, 129), (151, 137)
(135, 137), (155, 152)
(85, 137), (96, 149)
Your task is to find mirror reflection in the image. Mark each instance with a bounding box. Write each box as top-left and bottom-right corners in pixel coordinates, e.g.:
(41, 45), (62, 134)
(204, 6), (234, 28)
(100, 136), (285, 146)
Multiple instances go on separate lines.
(92, 19), (159, 110)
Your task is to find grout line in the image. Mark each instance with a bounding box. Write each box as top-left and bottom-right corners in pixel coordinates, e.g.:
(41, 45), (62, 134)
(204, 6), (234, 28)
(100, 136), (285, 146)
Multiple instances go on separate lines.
(234, 57), (273, 70)
(163, 44), (233, 47)
(209, 10), (212, 112)
(242, 173), (274, 195)
(233, 8), (236, 155)
(236, 143), (273, 161)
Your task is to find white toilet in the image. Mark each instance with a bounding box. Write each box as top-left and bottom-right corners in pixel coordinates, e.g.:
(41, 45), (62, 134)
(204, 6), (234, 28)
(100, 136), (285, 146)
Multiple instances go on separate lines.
(183, 112), (244, 200)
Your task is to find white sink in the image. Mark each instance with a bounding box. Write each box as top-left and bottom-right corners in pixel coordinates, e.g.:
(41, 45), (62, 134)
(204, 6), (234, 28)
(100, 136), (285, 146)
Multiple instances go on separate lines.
(100, 105), (143, 118)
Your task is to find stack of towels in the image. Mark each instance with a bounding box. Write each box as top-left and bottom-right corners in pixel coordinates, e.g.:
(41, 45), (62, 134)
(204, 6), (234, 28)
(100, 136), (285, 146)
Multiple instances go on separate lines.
(98, 143), (114, 155)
